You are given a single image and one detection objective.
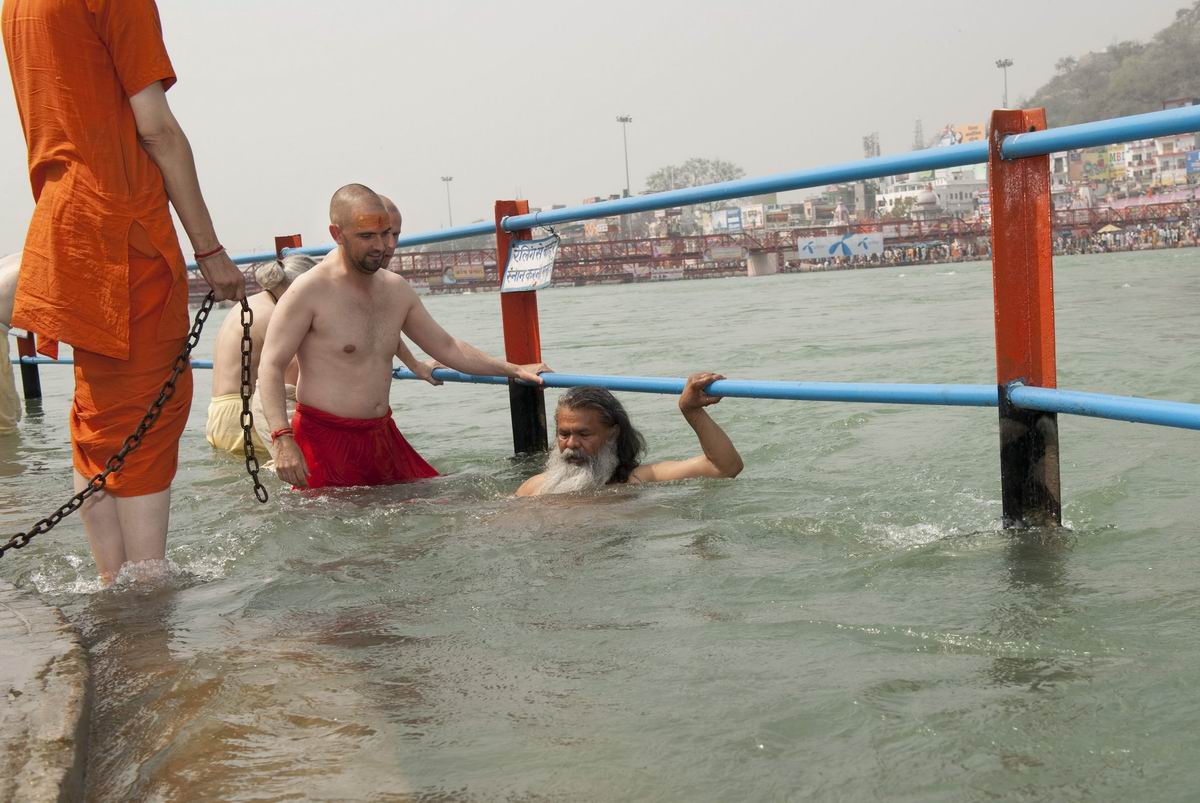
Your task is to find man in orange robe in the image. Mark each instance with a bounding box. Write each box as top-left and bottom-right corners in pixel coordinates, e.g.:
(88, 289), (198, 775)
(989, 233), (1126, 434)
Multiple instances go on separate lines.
(3, 0), (245, 583)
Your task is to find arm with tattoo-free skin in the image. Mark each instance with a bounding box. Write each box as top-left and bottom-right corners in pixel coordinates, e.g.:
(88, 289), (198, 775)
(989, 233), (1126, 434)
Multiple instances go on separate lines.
(128, 82), (244, 302)
(400, 288), (549, 383)
(632, 372), (744, 482)
(396, 339), (442, 386)
(258, 281), (316, 486)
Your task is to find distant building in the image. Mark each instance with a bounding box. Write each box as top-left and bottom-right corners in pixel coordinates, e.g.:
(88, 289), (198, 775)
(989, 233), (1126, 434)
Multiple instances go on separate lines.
(876, 174), (930, 215)
(1049, 152), (1073, 209)
(909, 186), (942, 222)
(1154, 133), (1197, 187)
(1124, 139), (1157, 188)
(802, 196), (835, 223)
(876, 166), (984, 219)
(931, 165), (987, 218)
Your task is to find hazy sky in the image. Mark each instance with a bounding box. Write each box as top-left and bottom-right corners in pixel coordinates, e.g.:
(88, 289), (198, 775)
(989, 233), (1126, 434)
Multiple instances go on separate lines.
(0, 0), (1189, 255)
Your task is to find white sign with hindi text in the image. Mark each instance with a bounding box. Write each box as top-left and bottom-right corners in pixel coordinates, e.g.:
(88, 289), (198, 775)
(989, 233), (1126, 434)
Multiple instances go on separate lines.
(501, 235), (560, 293)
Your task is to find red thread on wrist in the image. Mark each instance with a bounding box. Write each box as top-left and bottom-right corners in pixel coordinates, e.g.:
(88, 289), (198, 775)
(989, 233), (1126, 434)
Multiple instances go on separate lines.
(270, 427), (294, 444)
(194, 244), (225, 260)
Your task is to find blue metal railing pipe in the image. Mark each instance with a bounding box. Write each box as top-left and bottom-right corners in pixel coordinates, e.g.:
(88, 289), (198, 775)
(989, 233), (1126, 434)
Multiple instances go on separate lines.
(1008, 384), (1200, 431)
(395, 368), (999, 407)
(285, 222), (497, 257)
(186, 250), (278, 271)
(187, 222), (500, 270)
(13, 357), (1198, 429)
(394, 369), (1200, 431)
(1001, 104), (1200, 159)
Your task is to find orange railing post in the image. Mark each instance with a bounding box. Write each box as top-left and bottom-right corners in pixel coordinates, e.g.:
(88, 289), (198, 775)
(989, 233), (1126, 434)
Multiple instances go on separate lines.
(274, 235), (302, 260)
(988, 108), (1062, 528)
(495, 200), (548, 454)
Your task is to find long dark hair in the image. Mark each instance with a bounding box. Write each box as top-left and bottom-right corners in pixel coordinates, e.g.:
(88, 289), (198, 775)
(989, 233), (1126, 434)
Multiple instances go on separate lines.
(557, 387), (645, 483)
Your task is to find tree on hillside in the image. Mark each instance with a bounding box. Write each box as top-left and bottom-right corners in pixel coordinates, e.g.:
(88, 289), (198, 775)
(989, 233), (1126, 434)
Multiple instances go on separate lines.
(645, 158), (746, 211)
(882, 197), (915, 221)
(1026, 1), (1200, 126)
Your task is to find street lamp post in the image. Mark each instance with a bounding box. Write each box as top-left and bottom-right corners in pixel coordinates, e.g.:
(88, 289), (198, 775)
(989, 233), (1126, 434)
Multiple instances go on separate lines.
(616, 115), (633, 197)
(995, 58), (1013, 108)
(441, 176), (454, 228)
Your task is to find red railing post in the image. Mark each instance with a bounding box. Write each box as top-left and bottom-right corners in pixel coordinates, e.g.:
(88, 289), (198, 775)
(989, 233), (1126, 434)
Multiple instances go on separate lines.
(988, 108), (1062, 528)
(15, 330), (41, 401)
(274, 235), (302, 260)
(269, 235), (303, 294)
(495, 200), (548, 454)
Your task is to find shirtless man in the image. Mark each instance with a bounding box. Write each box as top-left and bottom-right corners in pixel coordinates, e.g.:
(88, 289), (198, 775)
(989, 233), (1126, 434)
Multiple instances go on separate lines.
(206, 253), (438, 460)
(206, 254), (316, 455)
(259, 184), (547, 489)
(516, 372), (743, 496)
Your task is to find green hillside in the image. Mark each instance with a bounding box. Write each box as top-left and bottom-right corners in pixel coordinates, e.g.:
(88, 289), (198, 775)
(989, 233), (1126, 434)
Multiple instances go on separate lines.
(1026, 2), (1200, 126)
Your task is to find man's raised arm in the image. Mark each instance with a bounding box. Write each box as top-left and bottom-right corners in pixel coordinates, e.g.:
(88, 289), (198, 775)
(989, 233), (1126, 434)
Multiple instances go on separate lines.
(258, 280), (316, 486)
(400, 289), (548, 384)
(633, 372), (744, 483)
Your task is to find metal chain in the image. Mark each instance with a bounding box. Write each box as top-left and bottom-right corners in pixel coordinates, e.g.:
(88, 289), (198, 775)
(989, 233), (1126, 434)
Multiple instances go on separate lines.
(239, 300), (269, 503)
(2, 291), (267, 559)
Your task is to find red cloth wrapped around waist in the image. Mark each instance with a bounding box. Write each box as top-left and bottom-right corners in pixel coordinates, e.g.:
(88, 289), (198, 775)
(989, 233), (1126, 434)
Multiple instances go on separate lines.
(291, 402), (437, 489)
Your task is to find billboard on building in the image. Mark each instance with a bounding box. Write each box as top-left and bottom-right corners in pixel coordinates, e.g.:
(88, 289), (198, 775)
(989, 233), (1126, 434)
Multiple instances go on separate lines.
(710, 208), (743, 232)
(584, 219), (610, 238)
(795, 233), (884, 258)
(740, 205), (765, 229)
(1187, 150), (1200, 175)
(1089, 146), (1125, 180)
(454, 263), (487, 281)
(705, 246), (747, 262)
(934, 123), (985, 147)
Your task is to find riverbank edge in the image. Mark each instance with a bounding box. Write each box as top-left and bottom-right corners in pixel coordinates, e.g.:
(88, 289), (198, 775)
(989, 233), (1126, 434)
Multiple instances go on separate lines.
(0, 579), (90, 802)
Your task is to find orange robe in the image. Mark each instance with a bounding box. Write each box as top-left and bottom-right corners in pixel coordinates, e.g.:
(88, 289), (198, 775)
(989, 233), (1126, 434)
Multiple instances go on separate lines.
(3, 0), (191, 495)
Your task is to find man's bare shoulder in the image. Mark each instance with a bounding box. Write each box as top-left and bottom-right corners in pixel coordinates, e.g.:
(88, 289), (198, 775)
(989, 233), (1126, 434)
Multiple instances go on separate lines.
(246, 290), (276, 324)
(516, 472), (547, 497)
(377, 269), (417, 292)
(372, 270), (422, 309)
(284, 262), (337, 298)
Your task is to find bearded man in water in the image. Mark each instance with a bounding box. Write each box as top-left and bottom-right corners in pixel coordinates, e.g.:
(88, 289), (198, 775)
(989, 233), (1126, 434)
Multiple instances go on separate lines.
(517, 372), (743, 496)
(259, 184), (547, 489)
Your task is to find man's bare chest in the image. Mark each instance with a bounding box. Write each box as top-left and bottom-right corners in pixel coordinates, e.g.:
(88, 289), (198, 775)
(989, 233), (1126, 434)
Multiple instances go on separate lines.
(308, 290), (405, 359)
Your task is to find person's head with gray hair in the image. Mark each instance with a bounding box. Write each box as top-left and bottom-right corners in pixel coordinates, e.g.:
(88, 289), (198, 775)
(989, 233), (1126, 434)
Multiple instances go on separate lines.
(534, 386), (647, 494)
(254, 254), (317, 297)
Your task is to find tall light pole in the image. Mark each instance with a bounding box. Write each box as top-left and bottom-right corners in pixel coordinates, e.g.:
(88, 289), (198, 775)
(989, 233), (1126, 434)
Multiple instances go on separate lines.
(441, 176), (454, 227)
(616, 115), (633, 197)
(995, 58), (1013, 108)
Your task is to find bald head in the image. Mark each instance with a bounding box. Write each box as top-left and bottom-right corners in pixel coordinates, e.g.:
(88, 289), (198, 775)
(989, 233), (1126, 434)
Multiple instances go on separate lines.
(377, 195), (403, 233)
(329, 183), (386, 229)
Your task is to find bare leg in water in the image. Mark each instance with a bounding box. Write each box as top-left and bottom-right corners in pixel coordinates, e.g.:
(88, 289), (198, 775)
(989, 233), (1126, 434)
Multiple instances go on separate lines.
(74, 470), (171, 586)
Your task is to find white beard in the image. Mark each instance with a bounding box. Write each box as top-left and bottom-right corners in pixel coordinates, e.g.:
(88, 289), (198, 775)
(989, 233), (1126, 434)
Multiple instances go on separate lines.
(537, 439), (621, 495)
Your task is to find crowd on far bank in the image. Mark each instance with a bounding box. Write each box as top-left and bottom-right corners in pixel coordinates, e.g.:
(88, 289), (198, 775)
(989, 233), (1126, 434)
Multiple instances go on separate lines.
(784, 215), (1200, 273)
(1055, 218), (1200, 255)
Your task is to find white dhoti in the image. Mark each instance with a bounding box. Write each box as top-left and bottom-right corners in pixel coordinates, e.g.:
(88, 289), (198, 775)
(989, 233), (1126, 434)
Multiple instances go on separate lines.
(0, 324), (22, 435)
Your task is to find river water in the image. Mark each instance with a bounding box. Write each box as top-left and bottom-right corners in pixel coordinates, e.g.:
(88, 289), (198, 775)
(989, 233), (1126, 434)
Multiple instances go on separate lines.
(1, 250), (1198, 801)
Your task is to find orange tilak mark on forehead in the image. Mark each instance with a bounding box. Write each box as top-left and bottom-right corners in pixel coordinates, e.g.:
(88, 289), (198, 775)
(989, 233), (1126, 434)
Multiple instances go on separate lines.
(354, 213), (389, 228)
